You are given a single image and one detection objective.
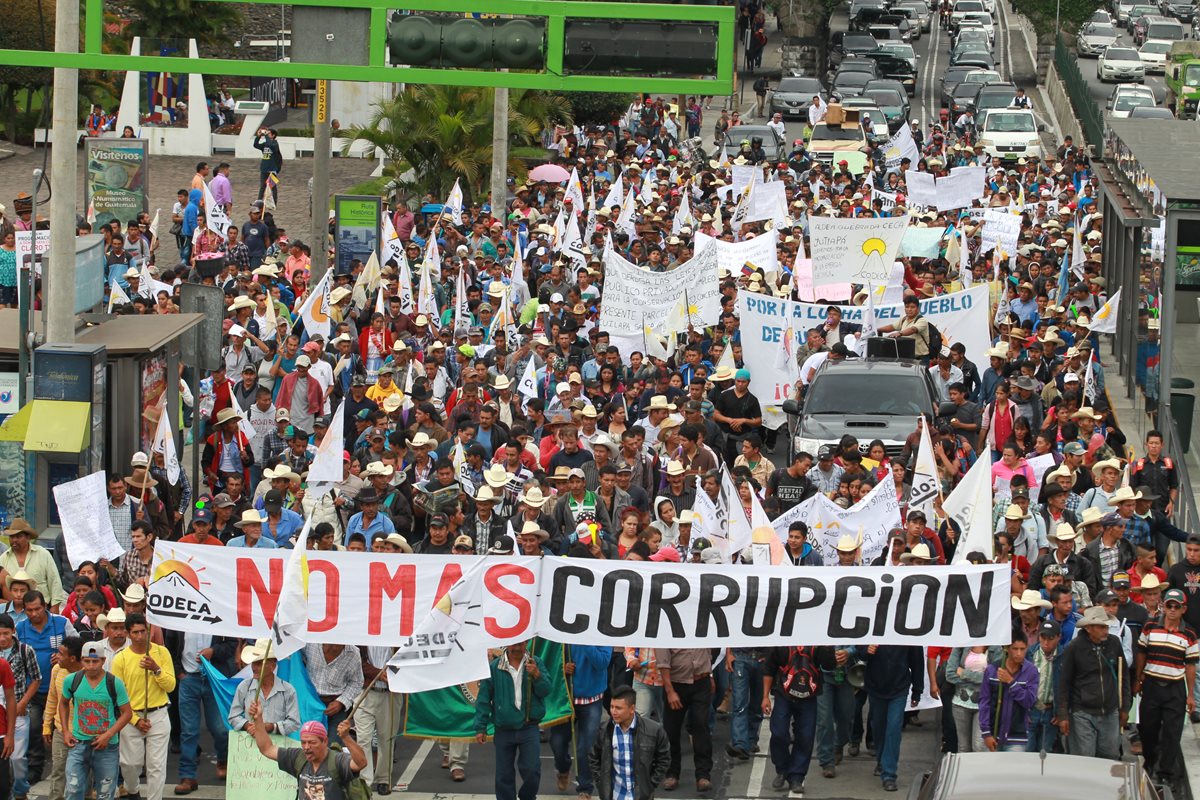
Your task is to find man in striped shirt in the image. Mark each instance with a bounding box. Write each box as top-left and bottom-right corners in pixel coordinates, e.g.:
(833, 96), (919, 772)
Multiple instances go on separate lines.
(1134, 587), (1198, 792)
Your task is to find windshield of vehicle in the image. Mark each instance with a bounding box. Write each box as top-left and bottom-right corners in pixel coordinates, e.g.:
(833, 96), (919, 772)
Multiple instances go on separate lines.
(958, 31), (989, 45)
(1186, 64), (1200, 83)
(777, 78), (821, 94)
(835, 73), (871, 90)
(952, 83), (983, 101)
(845, 33), (879, 49)
(1105, 47), (1140, 60)
(954, 0), (985, 11)
(963, 13), (992, 24)
(1114, 94), (1154, 111)
(1086, 23), (1119, 37)
(985, 112), (1036, 132)
(877, 44), (915, 59)
(809, 124), (865, 141)
(1147, 22), (1183, 38)
(963, 70), (1001, 83)
(1131, 6), (1157, 17)
(976, 88), (1016, 107)
(864, 88), (904, 108)
(1141, 40), (1171, 53)
(805, 373), (929, 415)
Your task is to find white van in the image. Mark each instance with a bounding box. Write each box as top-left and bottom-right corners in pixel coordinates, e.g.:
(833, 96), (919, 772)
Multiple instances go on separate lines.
(1145, 17), (1185, 41)
(977, 108), (1043, 159)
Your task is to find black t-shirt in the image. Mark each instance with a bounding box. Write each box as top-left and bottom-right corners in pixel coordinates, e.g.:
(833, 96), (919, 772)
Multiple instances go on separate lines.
(1168, 560), (1200, 632)
(713, 387), (762, 434)
(768, 469), (816, 513)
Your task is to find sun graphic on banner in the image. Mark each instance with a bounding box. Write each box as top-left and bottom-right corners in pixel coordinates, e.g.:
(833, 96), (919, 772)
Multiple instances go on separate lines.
(152, 551), (211, 591)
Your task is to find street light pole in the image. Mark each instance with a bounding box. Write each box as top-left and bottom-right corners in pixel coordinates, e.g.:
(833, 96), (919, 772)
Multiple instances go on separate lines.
(47, 0), (79, 345)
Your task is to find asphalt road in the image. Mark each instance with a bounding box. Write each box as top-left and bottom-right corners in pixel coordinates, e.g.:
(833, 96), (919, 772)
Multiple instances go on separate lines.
(39, 700), (941, 799)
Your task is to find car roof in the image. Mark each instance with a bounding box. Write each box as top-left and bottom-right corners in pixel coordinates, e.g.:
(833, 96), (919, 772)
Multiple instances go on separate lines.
(926, 753), (1146, 800)
(1129, 106), (1174, 117)
(819, 358), (929, 377)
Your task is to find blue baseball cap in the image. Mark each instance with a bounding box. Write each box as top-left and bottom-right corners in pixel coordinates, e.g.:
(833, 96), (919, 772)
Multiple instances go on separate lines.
(734, 368), (751, 381)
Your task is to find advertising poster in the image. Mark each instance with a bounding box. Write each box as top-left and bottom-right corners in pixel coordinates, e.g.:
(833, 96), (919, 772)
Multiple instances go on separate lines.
(334, 195), (381, 277)
(84, 138), (149, 229)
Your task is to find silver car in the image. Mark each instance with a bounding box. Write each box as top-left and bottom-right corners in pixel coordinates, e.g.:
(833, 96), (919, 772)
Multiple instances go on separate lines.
(1078, 22), (1121, 56)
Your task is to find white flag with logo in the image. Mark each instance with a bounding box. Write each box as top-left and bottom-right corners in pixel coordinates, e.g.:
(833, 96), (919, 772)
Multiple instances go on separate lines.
(517, 356), (539, 399)
(444, 179), (465, 227)
(201, 180), (231, 238)
(381, 212), (405, 268)
(151, 402), (180, 485)
(108, 277), (130, 313)
(1089, 287), (1121, 334)
(944, 454), (993, 562)
(270, 514), (315, 659)
(296, 270), (333, 339)
(397, 253), (415, 315)
(565, 168), (586, 211)
(909, 420), (940, 518)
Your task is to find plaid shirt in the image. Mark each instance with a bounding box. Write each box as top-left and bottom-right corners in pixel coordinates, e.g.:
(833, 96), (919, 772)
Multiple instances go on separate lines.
(1123, 515), (1152, 549)
(262, 429), (291, 466)
(0, 642), (39, 703)
(612, 718), (636, 800)
(1063, 491), (1082, 519)
(118, 550), (153, 589)
(225, 242), (251, 271)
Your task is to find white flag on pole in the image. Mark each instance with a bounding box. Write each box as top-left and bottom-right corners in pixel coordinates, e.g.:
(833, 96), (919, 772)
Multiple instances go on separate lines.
(201, 180), (231, 238)
(944, 455), (994, 562)
(381, 212), (405, 268)
(151, 402), (180, 485)
(1089, 288), (1122, 334)
(296, 270), (333, 339)
(909, 420), (940, 519)
(444, 179), (465, 227)
(308, 400), (345, 484)
(517, 356), (539, 399)
(397, 253), (415, 315)
(270, 514), (315, 660)
(108, 277), (130, 312)
(565, 168), (586, 211)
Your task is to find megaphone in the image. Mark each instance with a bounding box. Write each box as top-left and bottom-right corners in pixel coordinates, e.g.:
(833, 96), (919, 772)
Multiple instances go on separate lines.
(847, 659), (867, 689)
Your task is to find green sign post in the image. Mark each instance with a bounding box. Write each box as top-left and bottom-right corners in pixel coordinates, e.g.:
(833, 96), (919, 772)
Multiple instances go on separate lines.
(0, 0), (735, 95)
(334, 195), (382, 277)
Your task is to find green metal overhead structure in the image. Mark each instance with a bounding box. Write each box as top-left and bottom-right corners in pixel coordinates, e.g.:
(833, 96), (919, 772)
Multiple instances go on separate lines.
(0, 0), (735, 94)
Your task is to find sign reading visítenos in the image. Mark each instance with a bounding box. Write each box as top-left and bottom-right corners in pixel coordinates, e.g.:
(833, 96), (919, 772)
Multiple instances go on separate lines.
(148, 544), (1012, 649)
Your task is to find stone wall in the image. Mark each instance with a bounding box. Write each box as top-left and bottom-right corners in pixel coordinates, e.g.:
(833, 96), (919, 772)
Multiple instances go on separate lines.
(780, 36), (822, 78)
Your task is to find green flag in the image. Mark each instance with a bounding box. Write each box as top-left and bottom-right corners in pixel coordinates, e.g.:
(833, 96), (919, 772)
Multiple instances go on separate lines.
(403, 639), (575, 740)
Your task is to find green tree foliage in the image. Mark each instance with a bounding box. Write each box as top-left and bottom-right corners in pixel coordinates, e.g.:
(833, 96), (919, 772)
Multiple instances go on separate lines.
(123, 0), (243, 50)
(337, 85), (572, 202)
(569, 91), (634, 127)
(0, 0), (53, 142)
(1013, 0), (1102, 38)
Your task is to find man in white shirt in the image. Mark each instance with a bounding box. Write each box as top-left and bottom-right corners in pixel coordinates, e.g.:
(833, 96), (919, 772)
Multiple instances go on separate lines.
(767, 112), (787, 141)
(808, 96), (827, 128)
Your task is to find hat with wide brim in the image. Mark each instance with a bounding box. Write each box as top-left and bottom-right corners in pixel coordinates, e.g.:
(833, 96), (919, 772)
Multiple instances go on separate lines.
(1011, 590), (1052, 611)
(234, 509), (265, 529)
(899, 543), (933, 563)
(241, 637), (276, 664)
(124, 471), (158, 490)
(1107, 486), (1143, 505)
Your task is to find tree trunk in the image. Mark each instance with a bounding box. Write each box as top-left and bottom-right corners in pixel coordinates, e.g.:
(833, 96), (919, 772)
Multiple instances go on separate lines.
(1, 86), (15, 144)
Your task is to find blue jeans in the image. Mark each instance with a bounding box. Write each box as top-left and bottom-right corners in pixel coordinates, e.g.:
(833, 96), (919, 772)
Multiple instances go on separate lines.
(494, 723), (541, 800)
(868, 694), (908, 784)
(1068, 710), (1120, 760)
(1026, 707), (1057, 753)
(730, 657), (764, 752)
(66, 740), (120, 800)
(816, 678), (857, 766)
(549, 701), (603, 793)
(178, 672), (229, 779)
(768, 696), (818, 782)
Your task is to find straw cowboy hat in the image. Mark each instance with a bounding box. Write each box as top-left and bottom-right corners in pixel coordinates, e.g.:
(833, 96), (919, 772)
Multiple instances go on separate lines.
(124, 471), (158, 490)
(1011, 590), (1052, 611)
(241, 637), (277, 664)
(1003, 503), (1030, 521)
(406, 432), (434, 449)
(518, 486), (548, 508)
(834, 533), (862, 553)
(1091, 457), (1123, 477)
(518, 521), (550, 542)
(1107, 486), (1143, 505)
(1077, 507), (1105, 528)
(6, 569), (36, 590)
(483, 464), (510, 489)
(900, 543), (933, 563)
(213, 407), (243, 426)
(385, 533), (414, 554)
(234, 509), (265, 529)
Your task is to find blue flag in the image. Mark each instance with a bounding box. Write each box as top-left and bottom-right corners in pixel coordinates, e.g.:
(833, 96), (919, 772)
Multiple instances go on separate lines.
(199, 652), (327, 740)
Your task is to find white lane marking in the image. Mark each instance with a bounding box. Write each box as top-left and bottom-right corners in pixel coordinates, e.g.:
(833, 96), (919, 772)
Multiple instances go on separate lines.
(397, 737), (435, 790)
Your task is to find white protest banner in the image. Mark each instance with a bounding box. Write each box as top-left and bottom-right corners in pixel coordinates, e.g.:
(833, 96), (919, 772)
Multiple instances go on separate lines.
(876, 189), (898, 213)
(905, 171), (937, 209)
(695, 229), (781, 277)
(909, 421), (940, 519)
(731, 164), (759, 194)
(743, 180), (789, 228)
(793, 258), (852, 302)
(809, 215), (909, 288)
(883, 123), (920, 167)
(771, 478), (901, 565)
(737, 285), (992, 427)
(900, 227), (944, 259)
(936, 167), (987, 211)
(54, 471), (125, 569)
(148, 544), (1012, 652)
(980, 209), (1020, 254)
(599, 245), (721, 336)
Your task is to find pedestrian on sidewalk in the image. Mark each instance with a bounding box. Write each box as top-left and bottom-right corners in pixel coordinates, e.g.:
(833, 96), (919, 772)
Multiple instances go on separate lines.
(753, 76), (769, 118)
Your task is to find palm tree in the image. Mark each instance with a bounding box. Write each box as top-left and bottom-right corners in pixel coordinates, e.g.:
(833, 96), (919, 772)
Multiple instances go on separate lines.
(338, 84), (572, 201)
(123, 0), (243, 50)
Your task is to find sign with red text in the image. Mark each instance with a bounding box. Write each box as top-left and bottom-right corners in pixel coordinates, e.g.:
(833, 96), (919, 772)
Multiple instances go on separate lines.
(148, 544), (1011, 650)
